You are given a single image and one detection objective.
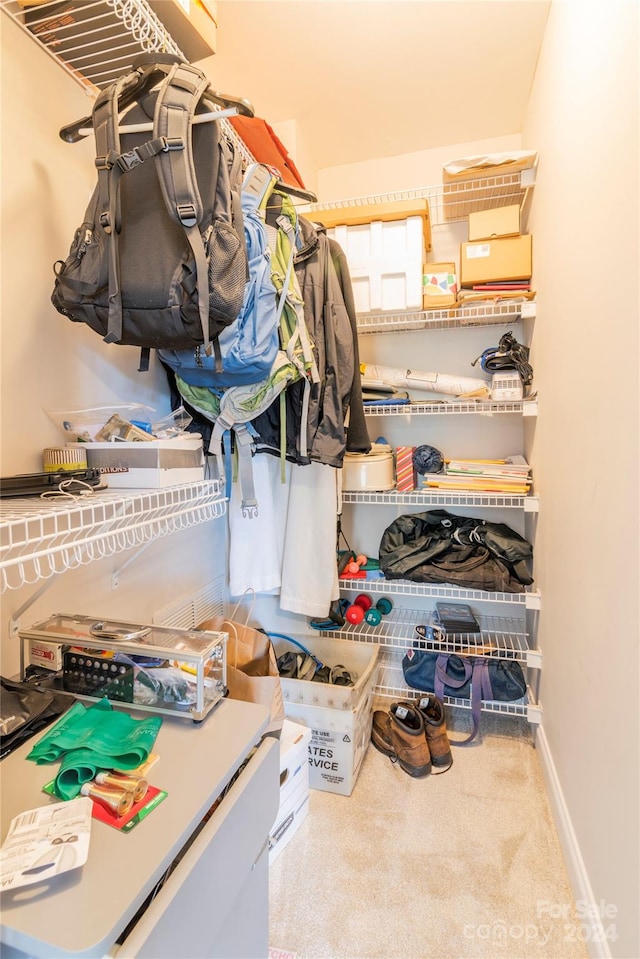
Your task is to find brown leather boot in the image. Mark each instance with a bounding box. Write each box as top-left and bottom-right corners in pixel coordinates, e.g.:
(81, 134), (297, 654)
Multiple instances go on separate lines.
(413, 694), (453, 772)
(371, 702), (432, 777)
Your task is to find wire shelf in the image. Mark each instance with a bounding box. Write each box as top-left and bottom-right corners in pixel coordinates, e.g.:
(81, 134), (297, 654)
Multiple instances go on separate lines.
(341, 490), (539, 511)
(363, 400), (538, 417)
(339, 577), (541, 609)
(303, 168), (536, 228)
(0, 481), (225, 593)
(1, 0), (182, 94)
(320, 607), (540, 668)
(375, 650), (541, 723)
(0, 0), (254, 166)
(356, 299), (535, 335)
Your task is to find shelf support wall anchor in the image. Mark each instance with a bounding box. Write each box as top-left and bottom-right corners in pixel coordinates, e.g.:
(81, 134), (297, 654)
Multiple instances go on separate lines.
(111, 540), (154, 590)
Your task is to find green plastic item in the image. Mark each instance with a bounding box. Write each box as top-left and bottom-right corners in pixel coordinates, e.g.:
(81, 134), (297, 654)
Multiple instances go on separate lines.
(27, 698), (162, 801)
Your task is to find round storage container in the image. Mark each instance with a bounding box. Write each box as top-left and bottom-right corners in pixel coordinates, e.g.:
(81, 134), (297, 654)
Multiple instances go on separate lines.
(343, 442), (395, 492)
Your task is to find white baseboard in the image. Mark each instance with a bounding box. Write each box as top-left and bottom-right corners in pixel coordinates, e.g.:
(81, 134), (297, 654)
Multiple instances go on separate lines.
(535, 726), (613, 959)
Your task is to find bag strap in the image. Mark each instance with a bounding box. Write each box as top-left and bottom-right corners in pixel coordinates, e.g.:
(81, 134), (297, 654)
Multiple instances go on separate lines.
(228, 587), (256, 626)
(153, 61), (213, 353)
(434, 654), (492, 746)
(92, 63), (190, 356)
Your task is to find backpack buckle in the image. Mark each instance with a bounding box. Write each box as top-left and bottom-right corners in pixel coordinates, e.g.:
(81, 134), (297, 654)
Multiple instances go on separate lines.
(116, 149), (143, 173)
(177, 203), (197, 227)
(163, 137), (184, 152)
(95, 151), (117, 171)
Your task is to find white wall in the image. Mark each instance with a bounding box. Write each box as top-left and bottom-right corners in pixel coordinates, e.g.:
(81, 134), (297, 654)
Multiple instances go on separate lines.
(0, 16), (224, 678)
(522, 2), (639, 956)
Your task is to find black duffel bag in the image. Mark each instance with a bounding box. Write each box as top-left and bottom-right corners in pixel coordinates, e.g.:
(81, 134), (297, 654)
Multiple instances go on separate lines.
(379, 510), (533, 593)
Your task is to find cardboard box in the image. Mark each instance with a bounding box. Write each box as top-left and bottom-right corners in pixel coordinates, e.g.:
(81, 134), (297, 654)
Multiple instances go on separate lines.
(422, 262), (457, 309)
(68, 437), (204, 488)
(282, 693), (374, 797)
(442, 153), (537, 221)
(28, 639), (67, 671)
(306, 198), (431, 253)
(328, 217), (425, 313)
(271, 636), (380, 796)
(148, 0), (218, 60)
(460, 235), (532, 287)
(468, 204), (521, 241)
(269, 720), (311, 863)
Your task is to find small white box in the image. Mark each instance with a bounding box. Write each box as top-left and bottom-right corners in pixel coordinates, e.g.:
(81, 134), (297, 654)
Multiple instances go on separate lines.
(328, 217), (425, 313)
(269, 720), (311, 863)
(28, 639), (66, 670)
(68, 436), (204, 488)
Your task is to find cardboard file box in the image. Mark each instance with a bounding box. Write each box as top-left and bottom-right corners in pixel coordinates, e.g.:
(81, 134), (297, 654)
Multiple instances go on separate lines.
(460, 234), (533, 287)
(269, 720), (311, 863)
(271, 636), (380, 796)
(468, 204), (521, 241)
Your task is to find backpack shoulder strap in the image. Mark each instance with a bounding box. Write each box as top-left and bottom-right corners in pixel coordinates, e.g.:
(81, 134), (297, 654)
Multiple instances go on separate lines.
(242, 163), (279, 215)
(91, 70), (136, 346)
(92, 64), (175, 352)
(153, 61), (213, 352)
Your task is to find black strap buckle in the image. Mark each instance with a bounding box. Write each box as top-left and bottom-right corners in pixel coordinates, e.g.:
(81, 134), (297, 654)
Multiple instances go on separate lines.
(116, 149), (143, 173)
(163, 137), (184, 152)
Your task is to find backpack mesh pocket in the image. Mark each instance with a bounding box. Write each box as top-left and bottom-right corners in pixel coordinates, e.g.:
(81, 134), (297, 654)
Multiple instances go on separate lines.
(207, 221), (248, 327)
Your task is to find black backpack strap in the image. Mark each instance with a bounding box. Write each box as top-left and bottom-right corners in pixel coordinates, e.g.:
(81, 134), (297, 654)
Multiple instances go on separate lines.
(92, 71), (132, 344)
(153, 61), (212, 352)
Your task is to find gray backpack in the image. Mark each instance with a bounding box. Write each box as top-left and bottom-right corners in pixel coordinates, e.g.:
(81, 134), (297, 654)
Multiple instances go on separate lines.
(51, 57), (250, 371)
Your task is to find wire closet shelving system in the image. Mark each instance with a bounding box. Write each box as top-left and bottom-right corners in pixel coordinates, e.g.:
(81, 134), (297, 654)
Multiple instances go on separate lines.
(2, 0), (541, 730)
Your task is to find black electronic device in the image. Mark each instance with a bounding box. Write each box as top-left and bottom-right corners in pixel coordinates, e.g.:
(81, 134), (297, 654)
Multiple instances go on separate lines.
(0, 469), (103, 499)
(434, 602), (481, 634)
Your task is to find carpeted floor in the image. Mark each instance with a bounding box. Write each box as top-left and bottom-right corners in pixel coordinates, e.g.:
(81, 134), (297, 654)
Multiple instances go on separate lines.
(269, 713), (588, 959)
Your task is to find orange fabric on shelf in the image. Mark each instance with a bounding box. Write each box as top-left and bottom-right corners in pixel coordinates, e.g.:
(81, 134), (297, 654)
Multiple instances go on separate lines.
(228, 115), (307, 190)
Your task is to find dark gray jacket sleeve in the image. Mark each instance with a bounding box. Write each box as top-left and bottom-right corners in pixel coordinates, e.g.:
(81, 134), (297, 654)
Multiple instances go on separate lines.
(327, 238), (371, 455)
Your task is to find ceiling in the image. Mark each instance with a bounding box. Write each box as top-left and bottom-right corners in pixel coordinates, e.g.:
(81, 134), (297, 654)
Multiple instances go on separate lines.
(202, 1), (551, 174)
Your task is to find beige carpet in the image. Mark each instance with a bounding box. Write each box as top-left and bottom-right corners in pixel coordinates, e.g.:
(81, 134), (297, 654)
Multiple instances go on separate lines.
(269, 713), (588, 959)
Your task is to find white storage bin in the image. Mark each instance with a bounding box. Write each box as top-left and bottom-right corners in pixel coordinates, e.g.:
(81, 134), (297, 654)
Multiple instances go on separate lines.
(328, 217), (425, 313)
(272, 636), (380, 711)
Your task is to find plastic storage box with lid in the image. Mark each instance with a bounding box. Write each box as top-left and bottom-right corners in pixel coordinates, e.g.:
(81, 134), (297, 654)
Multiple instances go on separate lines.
(327, 215), (427, 313)
(19, 614), (227, 722)
(67, 435), (204, 488)
(272, 635), (380, 796)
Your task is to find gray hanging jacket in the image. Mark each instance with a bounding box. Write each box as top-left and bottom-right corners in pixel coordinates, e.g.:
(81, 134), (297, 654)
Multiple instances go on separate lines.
(251, 214), (370, 466)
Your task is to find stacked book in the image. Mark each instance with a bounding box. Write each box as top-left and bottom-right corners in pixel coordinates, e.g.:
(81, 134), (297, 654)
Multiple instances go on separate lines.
(420, 455), (532, 494)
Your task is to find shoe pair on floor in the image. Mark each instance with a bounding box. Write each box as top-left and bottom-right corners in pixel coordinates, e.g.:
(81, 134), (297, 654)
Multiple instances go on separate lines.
(371, 696), (453, 777)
